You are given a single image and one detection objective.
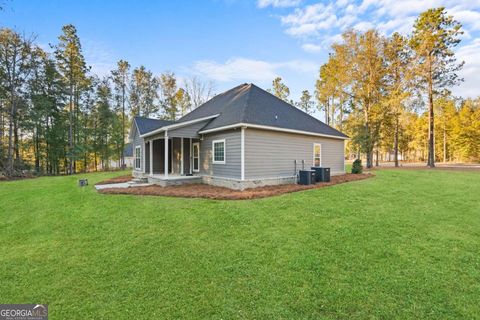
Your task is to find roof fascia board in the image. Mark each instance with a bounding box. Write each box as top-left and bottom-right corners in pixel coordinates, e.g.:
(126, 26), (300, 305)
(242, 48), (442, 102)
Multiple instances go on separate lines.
(129, 120), (140, 140)
(140, 114), (219, 138)
(199, 122), (349, 140)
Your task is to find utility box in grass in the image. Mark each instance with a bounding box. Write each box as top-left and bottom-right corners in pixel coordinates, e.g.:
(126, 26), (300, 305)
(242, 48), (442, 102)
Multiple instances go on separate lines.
(311, 167), (331, 182)
(78, 179), (88, 187)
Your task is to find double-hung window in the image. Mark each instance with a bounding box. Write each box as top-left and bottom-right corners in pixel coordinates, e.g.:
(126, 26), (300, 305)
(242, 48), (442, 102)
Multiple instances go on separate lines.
(135, 146), (141, 170)
(313, 143), (321, 167)
(212, 139), (226, 164)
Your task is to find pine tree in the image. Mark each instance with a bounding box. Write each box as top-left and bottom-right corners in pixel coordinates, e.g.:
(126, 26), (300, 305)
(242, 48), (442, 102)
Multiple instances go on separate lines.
(129, 66), (158, 117)
(384, 32), (413, 167)
(410, 7), (463, 167)
(111, 60), (130, 167)
(0, 28), (34, 176)
(268, 77), (290, 102)
(296, 90), (314, 114)
(54, 24), (88, 174)
(159, 72), (179, 120)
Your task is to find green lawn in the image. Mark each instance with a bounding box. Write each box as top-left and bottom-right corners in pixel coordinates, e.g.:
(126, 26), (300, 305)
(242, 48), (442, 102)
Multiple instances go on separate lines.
(0, 169), (479, 319)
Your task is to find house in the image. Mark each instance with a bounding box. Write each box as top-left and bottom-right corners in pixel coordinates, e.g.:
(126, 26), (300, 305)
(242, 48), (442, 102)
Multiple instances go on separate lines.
(95, 142), (134, 170)
(129, 83), (348, 190)
(121, 143), (135, 168)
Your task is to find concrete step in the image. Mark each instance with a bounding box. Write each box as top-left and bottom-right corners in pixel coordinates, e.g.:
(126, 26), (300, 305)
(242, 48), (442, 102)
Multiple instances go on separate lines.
(130, 177), (148, 184)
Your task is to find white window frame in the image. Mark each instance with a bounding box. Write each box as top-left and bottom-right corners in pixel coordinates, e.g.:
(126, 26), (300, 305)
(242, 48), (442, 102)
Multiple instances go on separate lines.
(212, 139), (226, 164)
(192, 142), (200, 172)
(135, 145), (142, 170)
(313, 143), (322, 167)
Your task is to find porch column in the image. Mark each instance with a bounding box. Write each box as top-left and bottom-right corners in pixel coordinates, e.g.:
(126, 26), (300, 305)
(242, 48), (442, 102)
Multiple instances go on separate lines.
(142, 141), (146, 173)
(164, 131), (169, 178)
(149, 139), (153, 176)
(181, 137), (184, 175)
(189, 138), (193, 174)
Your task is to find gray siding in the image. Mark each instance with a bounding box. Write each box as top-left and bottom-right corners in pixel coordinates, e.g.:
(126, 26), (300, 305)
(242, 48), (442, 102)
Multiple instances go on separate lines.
(245, 128), (345, 179)
(200, 129), (241, 179)
(149, 131), (165, 140)
(132, 124), (145, 172)
(169, 120), (210, 138)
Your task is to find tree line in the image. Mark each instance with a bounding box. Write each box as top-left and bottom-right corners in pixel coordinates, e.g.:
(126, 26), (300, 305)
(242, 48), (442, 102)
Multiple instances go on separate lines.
(1, 7), (478, 177)
(0, 25), (214, 176)
(269, 7), (479, 168)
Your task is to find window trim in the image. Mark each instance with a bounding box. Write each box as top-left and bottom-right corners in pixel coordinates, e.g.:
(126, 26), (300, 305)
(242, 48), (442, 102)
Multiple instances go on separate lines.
(212, 139), (226, 164)
(135, 145), (142, 170)
(192, 142), (200, 172)
(313, 143), (322, 167)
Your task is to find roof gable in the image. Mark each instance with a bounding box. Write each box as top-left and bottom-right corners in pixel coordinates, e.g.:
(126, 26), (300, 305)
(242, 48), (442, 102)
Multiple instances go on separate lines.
(192, 83), (348, 138)
(177, 83), (250, 124)
(123, 142), (133, 157)
(132, 83), (348, 139)
(133, 117), (174, 135)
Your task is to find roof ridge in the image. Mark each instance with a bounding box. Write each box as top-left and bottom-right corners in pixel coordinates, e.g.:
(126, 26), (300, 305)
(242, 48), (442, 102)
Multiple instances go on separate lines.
(239, 83), (253, 123)
(176, 83), (248, 123)
(134, 116), (171, 121)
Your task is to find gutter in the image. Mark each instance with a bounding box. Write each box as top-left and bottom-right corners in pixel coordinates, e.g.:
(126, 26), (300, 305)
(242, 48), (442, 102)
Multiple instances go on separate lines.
(140, 114), (220, 138)
(198, 122), (349, 140)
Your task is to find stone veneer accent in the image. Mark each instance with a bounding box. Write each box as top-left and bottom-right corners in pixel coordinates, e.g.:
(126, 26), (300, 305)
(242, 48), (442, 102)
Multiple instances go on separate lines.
(147, 175), (202, 187)
(202, 175), (297, 191)
(132, 170), (344, 190)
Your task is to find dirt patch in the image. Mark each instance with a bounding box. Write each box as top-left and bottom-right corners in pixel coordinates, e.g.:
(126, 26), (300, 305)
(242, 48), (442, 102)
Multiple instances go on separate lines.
(95, 175), (133, 185)
(98, 173), (373, 200)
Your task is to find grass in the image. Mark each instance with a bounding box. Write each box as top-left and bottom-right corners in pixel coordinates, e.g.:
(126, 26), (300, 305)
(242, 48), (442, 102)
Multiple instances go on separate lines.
(0, 169), (479, 319)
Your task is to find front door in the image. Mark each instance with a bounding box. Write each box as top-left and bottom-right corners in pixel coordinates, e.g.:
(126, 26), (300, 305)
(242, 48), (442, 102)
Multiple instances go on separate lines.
(192, 142), (200, 172)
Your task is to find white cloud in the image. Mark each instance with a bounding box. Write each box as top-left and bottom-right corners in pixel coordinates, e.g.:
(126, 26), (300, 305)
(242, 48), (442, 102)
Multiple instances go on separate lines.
(278, 59), (317, 72)
(376, 17), (413, 34)
(192, 58), (276, 82)
(257, 0), (301, 8)
(271, 0), (480, 46)
(83, 40), (116, 77)
(337, 14), (358, 30)
(357, 0), (376, 13)
(257, 0), (480, 99)
(281, 3), (338, 36)
(301, 43), (323, 53)
(334, 0), (351, 8)
(449, 8), (480, 31)
(190, 57), (316, 82)
(353, 21), (374, 31)
(454, 38), (480, 97)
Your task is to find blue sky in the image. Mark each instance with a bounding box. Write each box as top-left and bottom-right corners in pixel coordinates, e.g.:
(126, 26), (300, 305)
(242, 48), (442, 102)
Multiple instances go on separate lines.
(2, 0), (480, 101)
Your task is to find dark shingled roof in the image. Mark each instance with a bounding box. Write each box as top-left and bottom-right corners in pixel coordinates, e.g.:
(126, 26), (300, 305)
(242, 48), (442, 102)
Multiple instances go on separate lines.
(178, 83), (348, 138)
(133, 117), (174, 135)
(123, 142), (133, 157)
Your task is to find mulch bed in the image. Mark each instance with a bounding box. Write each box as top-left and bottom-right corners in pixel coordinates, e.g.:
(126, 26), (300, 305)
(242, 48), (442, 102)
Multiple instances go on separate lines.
(0, 173), (38, 182)
(95, 175), (133, 185)
(98, 173), (373, 200)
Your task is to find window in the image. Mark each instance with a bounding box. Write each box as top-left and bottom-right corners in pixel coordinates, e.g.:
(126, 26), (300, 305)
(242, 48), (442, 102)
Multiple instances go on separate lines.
(192, 142), (200, 172)
(313, 143), (321, 167)
(212, 139), (226, 164)
(135, 146), (141, 170)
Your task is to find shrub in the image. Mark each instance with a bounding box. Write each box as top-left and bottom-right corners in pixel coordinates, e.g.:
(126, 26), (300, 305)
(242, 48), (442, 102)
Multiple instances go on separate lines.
(351, 159), (363, 174)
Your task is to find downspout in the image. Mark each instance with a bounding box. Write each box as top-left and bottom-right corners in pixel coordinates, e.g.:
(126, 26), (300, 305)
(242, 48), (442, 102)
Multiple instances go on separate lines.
(241, 126), (245, 181)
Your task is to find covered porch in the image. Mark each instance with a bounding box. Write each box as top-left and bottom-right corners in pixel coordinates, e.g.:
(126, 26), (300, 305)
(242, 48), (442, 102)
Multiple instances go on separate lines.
(142, 134), (201, 185)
